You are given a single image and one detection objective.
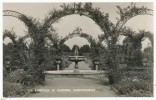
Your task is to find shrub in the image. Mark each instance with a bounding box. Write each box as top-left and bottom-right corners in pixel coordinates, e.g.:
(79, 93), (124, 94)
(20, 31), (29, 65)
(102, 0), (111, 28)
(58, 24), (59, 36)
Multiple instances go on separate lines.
(114, 78), (135, 94)
(133, 79), (152, 91)
(124, 69), (153, 81)
(5, 69), (36, 86)
(3, 81), (26, 97)
(128, 89), (152, 97)
(61, 59), (71, 70)
(113, 78), (153, 96)
(6, 69), (27, 83)
(107, 69), (126, 84)
(28, 66), (45, 85)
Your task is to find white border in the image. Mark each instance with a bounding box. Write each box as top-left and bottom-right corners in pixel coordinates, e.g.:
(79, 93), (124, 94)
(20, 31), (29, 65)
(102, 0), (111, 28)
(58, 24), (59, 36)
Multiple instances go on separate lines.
(0, 0), (2, 99)
(0, 0), (155, 100)
(2, 0), (155, 3)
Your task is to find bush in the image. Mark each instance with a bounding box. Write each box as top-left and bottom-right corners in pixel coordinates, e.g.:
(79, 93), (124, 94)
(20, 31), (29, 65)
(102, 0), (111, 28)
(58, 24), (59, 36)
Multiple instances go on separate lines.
(128, 89), (152, 97)
(5, 69), (36, 86)
(107, 69), (126, 84)
(6, 69), (27, 83)
(113, 78), (153, 96)
(28, 66), (45, 85)
(61, 59), (71, 70)
(111, 66), (153, 97)
(109, 67), (153, 84)
(3, 81), (26, 97)
(133, 79), (152, 91)
(114, 78), (135, 94)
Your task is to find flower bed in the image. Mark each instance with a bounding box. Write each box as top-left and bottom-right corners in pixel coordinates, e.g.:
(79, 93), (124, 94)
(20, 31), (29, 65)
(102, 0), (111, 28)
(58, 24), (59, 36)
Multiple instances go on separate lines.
(112, 68), (153, 97)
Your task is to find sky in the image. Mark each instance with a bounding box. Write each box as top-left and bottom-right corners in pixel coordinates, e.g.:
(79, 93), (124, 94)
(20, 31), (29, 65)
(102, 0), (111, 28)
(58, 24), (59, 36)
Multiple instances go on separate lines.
(3, 2), (153, 50)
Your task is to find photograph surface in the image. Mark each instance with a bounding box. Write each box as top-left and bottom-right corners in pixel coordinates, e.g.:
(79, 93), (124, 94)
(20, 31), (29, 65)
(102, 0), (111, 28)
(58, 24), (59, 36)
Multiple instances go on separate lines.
(3, 2), (153, 97)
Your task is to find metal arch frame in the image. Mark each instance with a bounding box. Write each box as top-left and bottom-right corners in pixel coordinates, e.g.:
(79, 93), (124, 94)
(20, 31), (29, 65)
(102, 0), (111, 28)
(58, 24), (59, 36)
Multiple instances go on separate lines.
(3, 10), (35, 41)
(115, 9), (153, 31)
(3, 10), (39, 34)
(3, 10), (24, 19)
(59, 28), (95, 46)
(3, 7), (153, 47)
(45, 27), (96, 48)
(43, 3), (110, 36)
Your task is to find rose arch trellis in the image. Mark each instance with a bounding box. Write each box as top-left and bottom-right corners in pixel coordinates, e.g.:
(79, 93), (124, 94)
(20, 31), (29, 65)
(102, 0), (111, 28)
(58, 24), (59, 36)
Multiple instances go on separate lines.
(3, 3), (153, 50)
(42, 3), (153, 72)
(59, 27), (96, 47)
(45, 27), (97, 54)
(3, 3), (153, 84)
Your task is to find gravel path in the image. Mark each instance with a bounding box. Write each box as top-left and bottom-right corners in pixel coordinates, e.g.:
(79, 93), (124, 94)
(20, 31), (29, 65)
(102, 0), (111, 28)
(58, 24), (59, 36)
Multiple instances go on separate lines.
(28, 76), (118, 97)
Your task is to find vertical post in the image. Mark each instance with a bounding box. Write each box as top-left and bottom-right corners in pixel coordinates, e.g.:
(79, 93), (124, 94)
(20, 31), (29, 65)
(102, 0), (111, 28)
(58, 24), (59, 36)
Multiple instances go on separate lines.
(96, 65), (98, 71)
(94, 60), (99, 71)
(57, 63), (60, 71)
(56, 60), (61, 71)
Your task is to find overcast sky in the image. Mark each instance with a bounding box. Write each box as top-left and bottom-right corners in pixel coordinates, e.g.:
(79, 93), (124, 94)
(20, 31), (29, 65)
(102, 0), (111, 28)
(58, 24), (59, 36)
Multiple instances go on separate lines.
(3, 2), (153, 49)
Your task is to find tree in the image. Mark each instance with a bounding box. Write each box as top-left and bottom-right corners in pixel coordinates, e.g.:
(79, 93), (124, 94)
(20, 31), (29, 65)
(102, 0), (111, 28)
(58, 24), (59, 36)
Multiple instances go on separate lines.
(79, 45), (91, 53)
(62, 44), (71, 52)
(142, 46), (153, 67)
(3, 30), (28, 69)
(122, 29), (153, 67)
(99, 3), (153, 84)
(3, 43), (13, 57)
(71, 45), (80, 53)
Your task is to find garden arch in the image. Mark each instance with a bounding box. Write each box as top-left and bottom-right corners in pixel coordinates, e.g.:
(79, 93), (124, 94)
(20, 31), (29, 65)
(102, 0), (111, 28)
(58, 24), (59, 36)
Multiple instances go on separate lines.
(3, 3), (153, 85)
(3, 3), (153, 47)
(43, 3), (153, 47)
(59, 27), (96, 46)
(3, 10), (40, 36)
(43, 3), (111, 35)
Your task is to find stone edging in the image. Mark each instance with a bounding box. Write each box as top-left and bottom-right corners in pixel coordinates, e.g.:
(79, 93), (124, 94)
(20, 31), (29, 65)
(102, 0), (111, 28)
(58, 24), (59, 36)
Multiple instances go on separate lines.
(110, 86), (126, 97)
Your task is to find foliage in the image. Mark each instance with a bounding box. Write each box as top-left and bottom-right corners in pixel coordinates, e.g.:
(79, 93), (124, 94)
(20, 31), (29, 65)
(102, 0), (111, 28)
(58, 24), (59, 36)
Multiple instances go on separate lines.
(3, 43), (14, 57)
(115, 3), (152, 31)
(62, 44), (71, 52)
(44, 3), (112, 35)
(3, 3), (153, 92)
(103, 4), (153, 84)
(111, 66), (153, 96)
(18, 14), (46, 85)
(128, 89), (152, 97)
(27, 57), (45, 85)
(5, 69), (27, 83)
(71, 45), (79, 53)
(3, 81), (27, 97)
(142, 46), (153, 66)
(60, 58), (71, 70)
(121, 29), (153, 67)
(3, 30), (29, 71)
(60, 27), (95, 48)
(113, 77), (152, 96)
(80, 45), (91, 54)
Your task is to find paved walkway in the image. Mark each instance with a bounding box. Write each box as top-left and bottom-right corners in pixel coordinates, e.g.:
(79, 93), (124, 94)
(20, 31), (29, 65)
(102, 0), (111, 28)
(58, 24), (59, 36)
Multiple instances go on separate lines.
(28, 76), (118, 97)
(28, 61), (117, 97)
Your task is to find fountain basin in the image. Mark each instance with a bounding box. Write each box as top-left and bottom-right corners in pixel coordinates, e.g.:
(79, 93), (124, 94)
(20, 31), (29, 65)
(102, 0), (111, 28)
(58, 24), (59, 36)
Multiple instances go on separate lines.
(68, 56), (85, 62)
(68, 56), (85, 73)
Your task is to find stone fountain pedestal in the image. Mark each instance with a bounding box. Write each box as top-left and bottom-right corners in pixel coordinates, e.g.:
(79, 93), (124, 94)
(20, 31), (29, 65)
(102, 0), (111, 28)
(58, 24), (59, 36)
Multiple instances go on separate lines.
(69, 56), (85, 73)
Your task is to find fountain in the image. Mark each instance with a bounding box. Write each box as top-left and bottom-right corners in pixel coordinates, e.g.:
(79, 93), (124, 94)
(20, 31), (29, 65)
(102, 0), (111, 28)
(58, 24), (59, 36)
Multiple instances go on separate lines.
(68, 45), (85, 73)
(45, 46), (102, 76)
